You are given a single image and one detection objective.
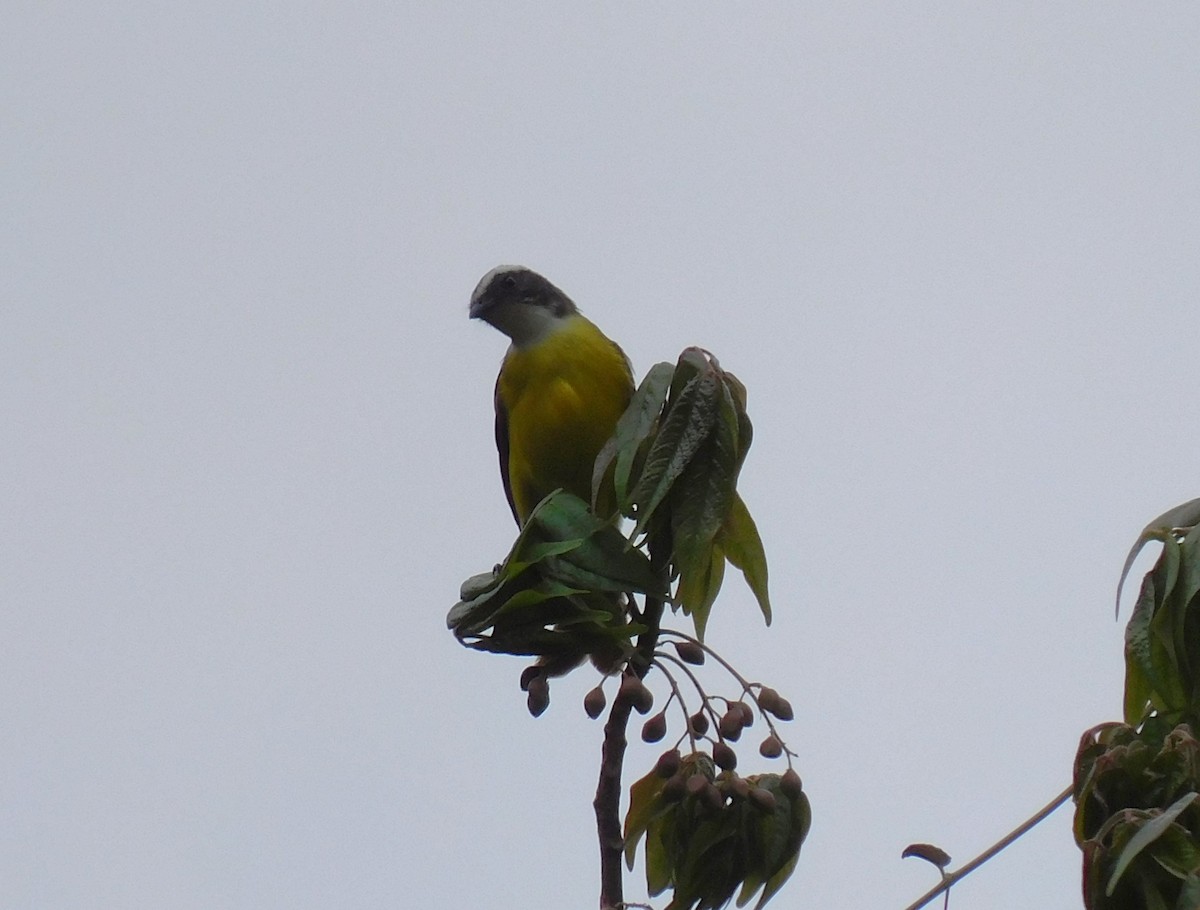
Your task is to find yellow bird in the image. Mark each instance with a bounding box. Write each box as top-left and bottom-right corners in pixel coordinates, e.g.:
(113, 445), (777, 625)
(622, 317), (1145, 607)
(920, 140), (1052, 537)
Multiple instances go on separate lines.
(470, 265), (634, 526)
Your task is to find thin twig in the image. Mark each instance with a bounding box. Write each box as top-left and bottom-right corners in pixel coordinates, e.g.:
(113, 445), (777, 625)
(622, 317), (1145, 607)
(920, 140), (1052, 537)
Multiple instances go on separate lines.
(901, 784), (1074, 910)
(647, 654), (695, 751)
(658, 628), (794, 764)
(654, 650), (723, 734)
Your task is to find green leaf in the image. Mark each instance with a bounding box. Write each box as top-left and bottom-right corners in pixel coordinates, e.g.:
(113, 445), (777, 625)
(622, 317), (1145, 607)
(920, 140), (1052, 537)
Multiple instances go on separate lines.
(490, 580), (589, 619)
(754, 790), (810, 910)
(447, 570), (536, 633)
(625, 766), (670, 868)
(1147, 540), (1189, 714)
(1148, 824), (1200, 879)
(1126, 572), (1162, 724)
(723, 371), (754, 475)
(456, 493), (593, 588)
(717, 494), (772, 626)
(593, 361), (675, 512)
(551, 525), (668, 596)
(645, 813), (673, 896)
(672, 542), (724, 643)
(512, 536), (594, 570)
(669, 347), (714, 401)
(458, 570), (501, 602)
(1177, 523), (1200, 612)
(1117, 498), (1200, 617)
(632, 370), (721, 536)
(1107, 791), (1199, 896)
(665, 380), (740, 638)
(668, 816), (741, 910)
(736, 775), (810, 910)
(543, 555), (651, 596)
(1175, 874), (1200, 910)
(670, 382), (740, 555)
(1163, 537), (1200, 706)
(754, 851), (801, 910)
(524, 490), (606, 547)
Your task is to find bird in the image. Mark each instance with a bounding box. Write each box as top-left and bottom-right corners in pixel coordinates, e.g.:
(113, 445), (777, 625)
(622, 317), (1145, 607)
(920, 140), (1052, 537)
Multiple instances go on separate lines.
(470, 265), (634, 526)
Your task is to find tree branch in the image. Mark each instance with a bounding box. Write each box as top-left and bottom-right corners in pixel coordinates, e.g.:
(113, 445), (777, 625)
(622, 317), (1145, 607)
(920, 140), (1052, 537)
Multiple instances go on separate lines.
(596, 586), (665, 910)
(901, 784), (1073, 910)
(596, 685), (635, 910)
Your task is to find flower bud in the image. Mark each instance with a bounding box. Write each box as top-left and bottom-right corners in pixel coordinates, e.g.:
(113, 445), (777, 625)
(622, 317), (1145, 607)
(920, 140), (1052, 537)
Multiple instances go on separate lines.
(749, 787), (777, 812)
(719, 709), (744, 741)
(736, 701), (755, 727)
(781, 768), (804, 797)
(662, 774), (686, 802)
(673, 641), (706, 665)
(519, 665), (541, 692)
(713, 741), (738, 771)
(654, 748), (682, 779)
(619, 674), (654, 715)
(526, 675), (550, 718)
(703, 782), (725, 811)
(759, 734), (783, 759)
(757, 687), (781, 714)
(583, 684), (607, 719)
(641, 712), (668, 744)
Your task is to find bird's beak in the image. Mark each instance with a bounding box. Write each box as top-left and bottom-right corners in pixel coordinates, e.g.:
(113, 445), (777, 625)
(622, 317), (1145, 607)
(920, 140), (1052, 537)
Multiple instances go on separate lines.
(468, 297), (487, 320)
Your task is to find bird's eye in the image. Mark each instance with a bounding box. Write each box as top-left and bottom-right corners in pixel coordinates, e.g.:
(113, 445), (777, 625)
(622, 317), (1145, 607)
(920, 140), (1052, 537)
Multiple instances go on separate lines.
(502, 274), (518, 291)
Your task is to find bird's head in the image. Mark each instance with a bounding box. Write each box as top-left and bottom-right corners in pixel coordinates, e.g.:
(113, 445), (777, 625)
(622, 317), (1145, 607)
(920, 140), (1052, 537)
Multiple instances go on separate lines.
(469, 265), (579, 348)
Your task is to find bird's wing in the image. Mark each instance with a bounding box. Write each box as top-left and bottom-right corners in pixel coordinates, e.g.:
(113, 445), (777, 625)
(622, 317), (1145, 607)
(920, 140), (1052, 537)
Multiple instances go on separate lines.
(493, 370), (520, 525)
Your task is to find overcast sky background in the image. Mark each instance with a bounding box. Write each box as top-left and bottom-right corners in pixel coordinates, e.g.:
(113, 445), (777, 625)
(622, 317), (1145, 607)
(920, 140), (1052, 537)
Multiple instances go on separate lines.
(5, 3), (1199, 908)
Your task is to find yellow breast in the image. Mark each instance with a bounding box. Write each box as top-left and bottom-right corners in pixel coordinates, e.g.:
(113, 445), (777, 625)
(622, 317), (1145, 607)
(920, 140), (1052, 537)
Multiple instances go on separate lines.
(498, 315), (633, 523)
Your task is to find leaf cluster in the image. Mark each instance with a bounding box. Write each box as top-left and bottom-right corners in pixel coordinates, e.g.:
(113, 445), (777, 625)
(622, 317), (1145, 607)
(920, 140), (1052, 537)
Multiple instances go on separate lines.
(1074, 498), (1200, 909)
(1074, 723), (1200, 909)
(447, 491), (664, 674)
(593, 347), (770, 639)
(1121, 510), (1200, 727)
(623, 752), (810, 910)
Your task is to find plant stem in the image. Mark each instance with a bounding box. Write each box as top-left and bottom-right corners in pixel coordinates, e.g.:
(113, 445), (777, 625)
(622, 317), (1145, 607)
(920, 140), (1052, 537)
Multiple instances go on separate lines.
(901, 784), (1073, 910)
(596, 528), (670, 909)
(595, 689), (634, 910)
(596, 584), (665, 910)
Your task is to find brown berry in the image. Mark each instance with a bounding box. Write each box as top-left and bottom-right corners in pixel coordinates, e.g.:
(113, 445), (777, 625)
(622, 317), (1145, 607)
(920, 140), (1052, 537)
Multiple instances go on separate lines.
(759, 734), (783, 758)
(583, 685), (607, 719)
(619, 675), (654, 715)
(519, 665), (541, 691)
(526, 676), (550, 718)
(662, 774), (686, 802)
(641, 712), (668, 744)
(749, 787), (777, 812)
(703, 782), (725, 811)
(674, 641), (706, 665)
(757, 687), (781, 714)
(719, 709), (744, 741)
(713, 741), (738, 771)
(736, 701), (755, 727)
(688, 711), (709, 737)
(781, 768), (804, 797)
(654, 748), (682, 778)
(686, 773), (709, 797)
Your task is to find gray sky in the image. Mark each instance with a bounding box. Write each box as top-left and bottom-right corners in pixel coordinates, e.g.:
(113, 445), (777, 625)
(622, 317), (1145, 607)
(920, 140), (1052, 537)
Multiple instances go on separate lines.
(4, 3), (1199, 908)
